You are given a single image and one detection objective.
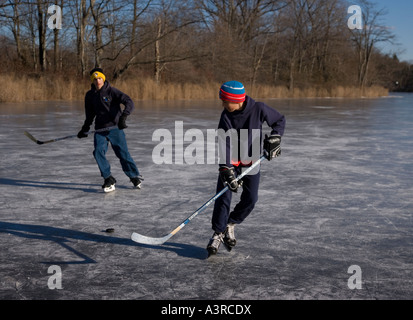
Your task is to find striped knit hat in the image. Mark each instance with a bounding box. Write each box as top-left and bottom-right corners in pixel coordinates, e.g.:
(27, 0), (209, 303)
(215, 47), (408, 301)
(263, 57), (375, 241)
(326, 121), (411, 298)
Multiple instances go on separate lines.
(219, 81), (246, 103)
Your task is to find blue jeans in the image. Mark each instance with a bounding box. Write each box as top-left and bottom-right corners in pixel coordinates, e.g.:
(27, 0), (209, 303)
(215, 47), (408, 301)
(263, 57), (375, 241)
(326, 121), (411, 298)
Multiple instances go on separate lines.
(211, 169), (260, 233)
(93, 128), (140, 179)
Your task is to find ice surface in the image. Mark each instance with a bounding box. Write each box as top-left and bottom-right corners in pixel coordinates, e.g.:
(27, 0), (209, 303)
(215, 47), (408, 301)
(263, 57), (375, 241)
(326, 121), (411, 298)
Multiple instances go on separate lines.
(1, 96), (413, 300)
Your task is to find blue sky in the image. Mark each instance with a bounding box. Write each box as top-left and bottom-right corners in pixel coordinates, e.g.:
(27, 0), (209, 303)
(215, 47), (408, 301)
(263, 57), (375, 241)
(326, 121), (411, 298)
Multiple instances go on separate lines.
(367, 0), (413, 62)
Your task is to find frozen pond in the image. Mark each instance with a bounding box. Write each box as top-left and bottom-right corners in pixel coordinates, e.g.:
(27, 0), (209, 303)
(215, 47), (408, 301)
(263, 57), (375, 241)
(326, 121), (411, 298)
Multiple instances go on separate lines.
(0, 93), (413, 301)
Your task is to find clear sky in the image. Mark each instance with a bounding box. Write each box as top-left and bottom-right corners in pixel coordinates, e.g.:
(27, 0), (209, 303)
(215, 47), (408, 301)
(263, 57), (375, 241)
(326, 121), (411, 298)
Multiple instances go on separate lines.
(367, 0), (413, 62)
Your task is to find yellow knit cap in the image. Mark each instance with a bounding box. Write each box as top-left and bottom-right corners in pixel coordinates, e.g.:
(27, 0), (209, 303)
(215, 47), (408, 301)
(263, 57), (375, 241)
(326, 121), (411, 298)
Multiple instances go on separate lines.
(90, 71), (106, 83)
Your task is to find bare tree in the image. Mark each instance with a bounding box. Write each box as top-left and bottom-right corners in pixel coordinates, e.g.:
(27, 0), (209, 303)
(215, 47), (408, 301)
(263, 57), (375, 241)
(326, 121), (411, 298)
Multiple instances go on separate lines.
(111, 0), (201, 80)
(197, 0), (288, 86)
(0, 0), (404, 94)
(35, 0), (49, 71)
(154, 15), (162, 83)
(90, 0), (104, 67)
(0, 0), (32, 68)
(349, 0), (395, 88)
(71, 0), (92, 75)
(51, 0), (64, 71)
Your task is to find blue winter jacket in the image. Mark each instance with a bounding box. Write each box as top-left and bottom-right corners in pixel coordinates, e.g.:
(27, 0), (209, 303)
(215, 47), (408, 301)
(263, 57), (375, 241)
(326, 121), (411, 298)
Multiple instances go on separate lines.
(218, 96), (286, 167)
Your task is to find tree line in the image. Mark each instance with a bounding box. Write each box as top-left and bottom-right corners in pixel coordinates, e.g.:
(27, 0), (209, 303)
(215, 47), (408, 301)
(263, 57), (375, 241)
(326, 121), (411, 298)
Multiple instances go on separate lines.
(0, 0), (412, 93)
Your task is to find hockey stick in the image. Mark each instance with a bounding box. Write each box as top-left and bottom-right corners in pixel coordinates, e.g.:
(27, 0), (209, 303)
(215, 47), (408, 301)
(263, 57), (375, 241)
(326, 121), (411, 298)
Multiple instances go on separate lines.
(131, 155), (267, 245)
(24, 126), (117, 145)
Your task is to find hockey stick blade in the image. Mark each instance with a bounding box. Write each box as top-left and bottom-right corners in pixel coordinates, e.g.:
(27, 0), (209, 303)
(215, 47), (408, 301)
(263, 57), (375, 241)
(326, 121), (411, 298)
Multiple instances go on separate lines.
(131, 232), (172, 245)
(131, 217), (195, 245)
(130, 155), (267, 245)
(24, 131), (43, 145)
(24, 130), (77, 145)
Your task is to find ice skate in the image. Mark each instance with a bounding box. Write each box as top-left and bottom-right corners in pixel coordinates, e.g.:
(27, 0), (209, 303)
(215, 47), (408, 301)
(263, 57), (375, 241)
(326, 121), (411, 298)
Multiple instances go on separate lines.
(207, 232), (224, 257)
(130, 176), (143, 189)
(102, 176), (116, 193)
(223, 223), (236, 251)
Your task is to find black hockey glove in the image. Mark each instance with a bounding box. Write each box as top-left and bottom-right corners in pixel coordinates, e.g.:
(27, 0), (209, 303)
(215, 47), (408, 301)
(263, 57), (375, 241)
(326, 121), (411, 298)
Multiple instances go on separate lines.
(263, 134), (281, 160)
(219, 166), (243, 192)
(77, 125), (90, 139)
(118, 114), (128, 130)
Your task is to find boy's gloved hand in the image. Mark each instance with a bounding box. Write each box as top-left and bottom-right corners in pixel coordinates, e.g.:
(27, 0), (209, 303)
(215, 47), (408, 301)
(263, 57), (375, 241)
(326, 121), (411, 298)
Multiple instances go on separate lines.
(219, 166), (243, 192)
(264, 134), (281, 160)
(77, 125), (90, 139)
(118, 114), (128, 130)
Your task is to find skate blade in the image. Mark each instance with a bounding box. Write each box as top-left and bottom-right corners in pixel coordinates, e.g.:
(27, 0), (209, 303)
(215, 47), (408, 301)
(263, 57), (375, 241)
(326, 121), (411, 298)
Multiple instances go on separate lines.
(223, 244), (233, 252)
(207, 248), (218, 258)
(207, 252), (217, 259)
(103, 185), (116, 193)
(223, 240), (235, 252)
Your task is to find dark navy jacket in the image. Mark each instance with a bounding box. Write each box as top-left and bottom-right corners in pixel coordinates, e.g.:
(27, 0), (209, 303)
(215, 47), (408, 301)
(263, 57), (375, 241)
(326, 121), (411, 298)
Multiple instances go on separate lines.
(218, 96), (286, 167)
(83, 81), (134, 130)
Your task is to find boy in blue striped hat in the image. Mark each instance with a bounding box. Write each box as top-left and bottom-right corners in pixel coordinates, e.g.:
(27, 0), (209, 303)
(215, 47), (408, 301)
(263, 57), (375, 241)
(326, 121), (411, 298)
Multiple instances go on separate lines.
(207, 81), (286, 256)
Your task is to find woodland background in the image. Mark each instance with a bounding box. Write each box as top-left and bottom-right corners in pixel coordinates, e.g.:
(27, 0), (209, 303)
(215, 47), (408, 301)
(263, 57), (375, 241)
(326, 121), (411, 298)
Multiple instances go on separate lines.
(0, 0), (412, 102)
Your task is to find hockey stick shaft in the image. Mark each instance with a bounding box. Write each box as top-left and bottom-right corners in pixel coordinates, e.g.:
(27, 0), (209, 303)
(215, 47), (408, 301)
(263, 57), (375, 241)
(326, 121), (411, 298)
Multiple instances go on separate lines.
(24, 126), (117, 145)
(131, 155), (267, 245)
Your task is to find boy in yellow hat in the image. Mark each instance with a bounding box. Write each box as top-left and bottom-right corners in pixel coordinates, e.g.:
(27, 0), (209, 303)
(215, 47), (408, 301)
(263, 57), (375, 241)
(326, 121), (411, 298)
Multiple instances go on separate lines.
(77, 67), (143, 192)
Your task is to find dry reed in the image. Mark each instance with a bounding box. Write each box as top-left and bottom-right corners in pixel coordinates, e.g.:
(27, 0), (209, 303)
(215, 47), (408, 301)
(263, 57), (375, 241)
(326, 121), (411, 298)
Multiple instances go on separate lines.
(0, 74), (388, 103)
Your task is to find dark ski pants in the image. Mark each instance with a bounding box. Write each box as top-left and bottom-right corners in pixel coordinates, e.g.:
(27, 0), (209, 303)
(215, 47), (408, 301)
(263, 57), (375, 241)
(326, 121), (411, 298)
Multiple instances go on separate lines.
(93, 128), (140, 179)
(212, 169), (260, 233)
